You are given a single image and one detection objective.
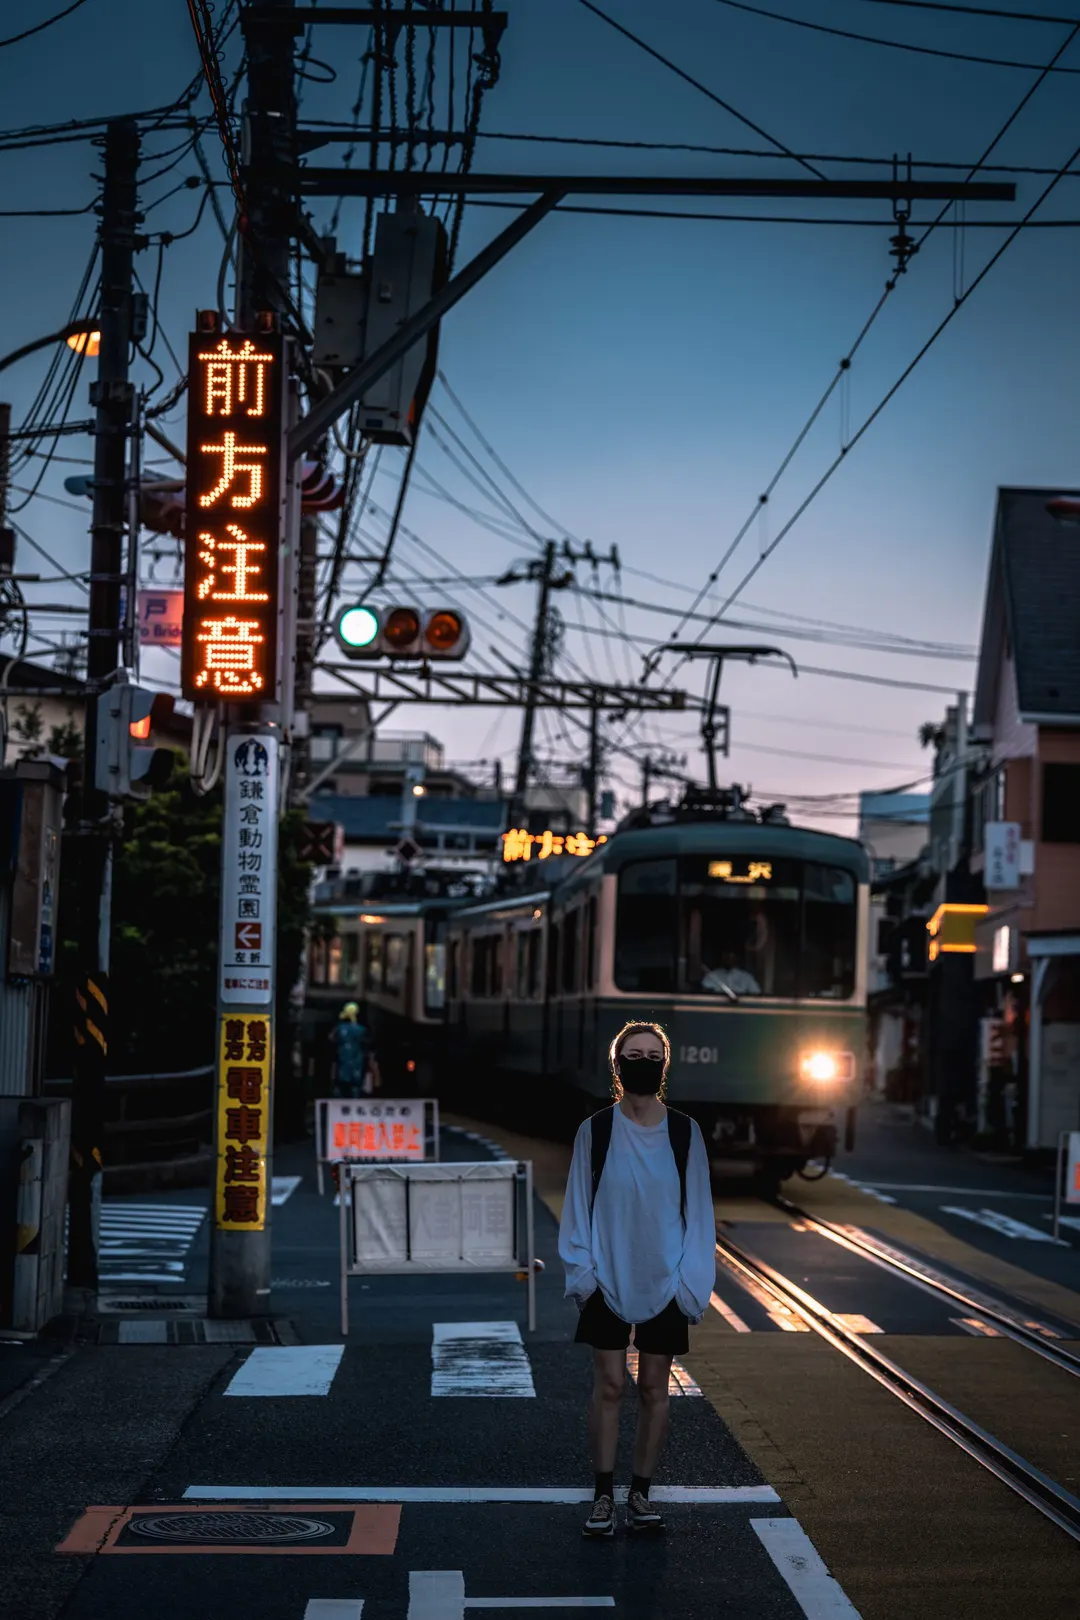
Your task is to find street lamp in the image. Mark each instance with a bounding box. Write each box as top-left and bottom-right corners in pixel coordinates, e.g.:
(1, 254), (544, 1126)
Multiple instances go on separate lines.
(0, 318), (100, 377)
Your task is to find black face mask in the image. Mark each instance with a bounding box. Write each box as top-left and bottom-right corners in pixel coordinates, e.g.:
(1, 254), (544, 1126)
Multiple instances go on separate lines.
(618, 1055), (664, 1095)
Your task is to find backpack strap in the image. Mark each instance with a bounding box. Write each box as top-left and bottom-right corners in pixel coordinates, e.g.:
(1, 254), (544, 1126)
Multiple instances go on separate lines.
(590, 1104), (693, 1229)
(666, 1108), (693, 1228)
(589, 1106), (615, 1214)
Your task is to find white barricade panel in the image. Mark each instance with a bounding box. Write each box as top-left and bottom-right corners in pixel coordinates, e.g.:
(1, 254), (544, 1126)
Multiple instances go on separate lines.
(410, 1179), (462, 1261)
(461, 1182), (515, 1263)
(352, 1177), (409, 1264)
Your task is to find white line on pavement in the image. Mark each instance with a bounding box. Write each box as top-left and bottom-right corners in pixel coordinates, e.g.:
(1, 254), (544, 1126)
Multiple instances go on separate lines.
(223, 1345), (345, 1397)
(184, 1484), (782, 1504)
(410, 1571), (464, 1620)
(841, 1182), (1052, 1199)
(467, 1603), (614, 1610)
(272, 1176), (303, 1205)
(431, 1322), (536, 1398)
(304, 1603), (363, 1618)
(752, 1518), (863, 1618)
(1042, 1213), (1080, 1232)
(940, 1206), (1068, 1244)
(709, 1290), (752, 1332)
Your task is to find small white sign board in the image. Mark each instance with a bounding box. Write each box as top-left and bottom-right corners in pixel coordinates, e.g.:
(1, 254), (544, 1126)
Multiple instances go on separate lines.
(314, 1097), (438, 1196)
(220, 734), (278, 1005)
(1067, 1131), (1080, 1206)
(339, 1159), (536, 1334)
(137, 588), (184, 647)
(985, 822), (1021, 889)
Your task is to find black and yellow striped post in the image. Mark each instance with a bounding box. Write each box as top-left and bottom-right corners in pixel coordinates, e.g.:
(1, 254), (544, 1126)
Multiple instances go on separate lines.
(68, 968), (109, 1292)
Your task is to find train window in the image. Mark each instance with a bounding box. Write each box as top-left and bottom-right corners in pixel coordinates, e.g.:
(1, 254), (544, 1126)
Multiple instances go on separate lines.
(308, 934), (327, 986)
(547, 922), (560, 997)
(614, 860), (677, 993)
(343, 934), (360, 988)
(679, 856), (857, 1000)
(385, 934), (409, 995)
(801, 864), (857, 999)
(365, 933), (383, 992)
(425, 942), (446, 1015)
(515, 933), (529, 999)
(327, 937), (343, 986)
(562, 909), (579, 993)
(448, 939), (460, 1000)
(587, 896), (597, 989)
(527, 929), (541, 999)
(491, 934), (504, 996)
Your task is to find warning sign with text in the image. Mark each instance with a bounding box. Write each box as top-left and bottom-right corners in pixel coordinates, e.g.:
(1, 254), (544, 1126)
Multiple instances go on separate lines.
(214, 1012), (272, 1230)
(220, 733), (278, 1005)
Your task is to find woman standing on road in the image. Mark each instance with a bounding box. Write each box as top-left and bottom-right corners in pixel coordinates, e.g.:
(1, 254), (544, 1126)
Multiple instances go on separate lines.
(558, 1021), (717, 1539)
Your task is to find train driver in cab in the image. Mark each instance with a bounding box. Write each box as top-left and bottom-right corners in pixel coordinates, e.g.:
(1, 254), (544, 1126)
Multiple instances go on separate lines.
(701, 949), (761, 996)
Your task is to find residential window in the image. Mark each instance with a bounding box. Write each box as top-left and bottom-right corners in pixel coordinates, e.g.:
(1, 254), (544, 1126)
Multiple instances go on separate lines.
(1042, 763), (1080, 843)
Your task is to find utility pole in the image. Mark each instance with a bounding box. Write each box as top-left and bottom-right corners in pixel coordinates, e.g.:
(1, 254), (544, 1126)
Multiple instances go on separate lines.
(67, 118), (140, 1302)
(508, 541), (568, 819)
(206, 0), (297, 1320)
(584, 700), (600, 838)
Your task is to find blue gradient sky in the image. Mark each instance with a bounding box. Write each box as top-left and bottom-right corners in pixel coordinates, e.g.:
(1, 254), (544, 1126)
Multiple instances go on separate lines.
(2, 0), (1079, 828)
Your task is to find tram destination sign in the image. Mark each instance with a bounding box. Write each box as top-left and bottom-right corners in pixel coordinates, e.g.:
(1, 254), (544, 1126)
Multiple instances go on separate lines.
(182, 324), (286, 703)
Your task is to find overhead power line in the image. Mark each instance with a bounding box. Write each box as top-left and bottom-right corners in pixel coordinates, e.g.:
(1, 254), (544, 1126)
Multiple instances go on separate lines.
(851, 0), (1080, 23)
(575, 0), (826, 180)
(711, 0), (1080, 74)
(0, 0), (88, 51)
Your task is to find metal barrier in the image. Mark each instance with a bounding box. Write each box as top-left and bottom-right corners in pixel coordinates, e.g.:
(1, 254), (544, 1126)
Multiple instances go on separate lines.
(339, 1158), (536, 1335)
(44, 1065), (213, 1189)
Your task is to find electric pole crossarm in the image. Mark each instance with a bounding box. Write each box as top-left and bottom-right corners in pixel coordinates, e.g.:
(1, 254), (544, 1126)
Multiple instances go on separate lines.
(298, 172), (1016, 203)
(245, 6), (508, 34)
(289, 189), (564, 460)
(316, 664), (693, 711)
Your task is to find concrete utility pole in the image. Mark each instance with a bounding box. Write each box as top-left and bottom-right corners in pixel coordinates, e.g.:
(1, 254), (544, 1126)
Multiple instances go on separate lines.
(509, 541), (577, 820)
(207, 0), (297, 1320)
(67, 118), (140, 1301)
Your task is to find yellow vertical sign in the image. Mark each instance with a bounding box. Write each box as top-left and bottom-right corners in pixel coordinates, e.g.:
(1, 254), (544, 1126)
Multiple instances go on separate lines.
(215, 1012), (272, 1231)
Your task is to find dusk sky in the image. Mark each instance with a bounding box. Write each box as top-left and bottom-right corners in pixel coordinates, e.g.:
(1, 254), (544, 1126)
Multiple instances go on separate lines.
(3, 0), (1080, 830)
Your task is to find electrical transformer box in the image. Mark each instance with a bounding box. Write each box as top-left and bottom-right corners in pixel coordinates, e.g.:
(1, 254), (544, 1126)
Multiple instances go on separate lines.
(358, 210), (446, 446)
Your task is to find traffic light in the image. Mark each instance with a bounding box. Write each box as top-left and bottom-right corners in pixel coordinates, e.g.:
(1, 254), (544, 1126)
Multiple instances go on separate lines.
(94, 679), (175, 799)
(334, 604), (470, 661)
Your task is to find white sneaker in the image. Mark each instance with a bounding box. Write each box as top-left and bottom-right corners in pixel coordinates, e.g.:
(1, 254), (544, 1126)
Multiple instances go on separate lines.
(582, 1494), (615, 1538)
(626, 1489), (665, 1533)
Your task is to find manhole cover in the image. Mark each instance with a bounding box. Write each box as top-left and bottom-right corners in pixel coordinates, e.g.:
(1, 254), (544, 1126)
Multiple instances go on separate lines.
(128, 1513), (336, 1543)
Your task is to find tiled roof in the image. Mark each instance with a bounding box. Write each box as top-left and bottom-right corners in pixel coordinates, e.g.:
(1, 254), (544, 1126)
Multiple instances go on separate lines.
(974, 487), (1080, 727)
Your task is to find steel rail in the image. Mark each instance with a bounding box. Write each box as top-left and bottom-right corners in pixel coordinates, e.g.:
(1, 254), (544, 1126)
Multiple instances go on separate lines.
(778, 1197), (1080, 1379)
(714, 1227), (1080, 1543)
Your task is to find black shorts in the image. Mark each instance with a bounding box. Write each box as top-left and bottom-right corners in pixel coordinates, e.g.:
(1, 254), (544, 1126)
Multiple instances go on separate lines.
(574, 1290), (689, 1356)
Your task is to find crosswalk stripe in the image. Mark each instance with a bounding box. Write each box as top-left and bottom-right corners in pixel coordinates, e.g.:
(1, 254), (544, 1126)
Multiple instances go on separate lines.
(305, 1603), (364, 1618)
(66, 1200), (208, 1285)
(431, 1323), (536, 1397)
(625, 1349), (702, 1395)
(185, 1484), (782, 1504)
(752, 1518), (863, 1618)
(940, 1206), (1069, 1244)
(224, 1345), (345, 1397)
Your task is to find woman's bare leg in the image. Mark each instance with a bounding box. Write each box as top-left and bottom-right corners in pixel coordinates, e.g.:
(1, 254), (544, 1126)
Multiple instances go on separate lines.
(588, 1348), (626, 1474)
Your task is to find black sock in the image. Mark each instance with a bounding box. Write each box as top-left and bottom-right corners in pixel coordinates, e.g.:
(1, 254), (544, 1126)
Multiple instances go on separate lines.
(630, 1474), (650, 1499)
(594, 1471), (614, 1502)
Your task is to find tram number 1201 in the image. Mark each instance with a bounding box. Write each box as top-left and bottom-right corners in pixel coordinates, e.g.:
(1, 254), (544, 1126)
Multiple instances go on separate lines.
(679, 1045), (719, 1064)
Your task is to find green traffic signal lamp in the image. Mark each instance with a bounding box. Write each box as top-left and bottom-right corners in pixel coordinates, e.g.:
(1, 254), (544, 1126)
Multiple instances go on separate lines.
(337, 605), (380, 652)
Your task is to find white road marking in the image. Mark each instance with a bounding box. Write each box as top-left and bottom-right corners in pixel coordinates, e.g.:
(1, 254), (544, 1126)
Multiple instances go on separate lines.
(184, 1484), (782, 1504)
(841, 1182), (1051, 1200)
(752, 1518), (863, 1617)
(951, 1318), (1002, 1337)
(67, 1200), (206, 1286)
(709, 1290), (752, 1332)
(1042, 1214), (1080, 1233)
(304, 1603), (364, 1618)
(431, 1322), (536, 1398)
(940, 1206), (1068, 1244)
(467, 1602), (614, 1610)
(625, 1349), (702, 1395)
(117, 1320), (169, 1344)
(832, 1314), (883, 1335)
(272, 1176), (302, 1205)
(223, 1345), (345, 1397)
(410, 1571), (464, 1620)
(825, 1174), (896, 1204)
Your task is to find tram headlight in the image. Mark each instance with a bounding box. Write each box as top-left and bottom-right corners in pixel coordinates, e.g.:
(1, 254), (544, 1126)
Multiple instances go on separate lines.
(800, 1050), (838, 1083)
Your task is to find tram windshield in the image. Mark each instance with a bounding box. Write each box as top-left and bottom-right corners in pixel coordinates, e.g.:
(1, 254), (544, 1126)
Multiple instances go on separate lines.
(614, 855), (858, 999)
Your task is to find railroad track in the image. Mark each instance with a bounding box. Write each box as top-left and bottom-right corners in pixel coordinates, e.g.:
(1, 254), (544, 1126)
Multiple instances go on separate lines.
(713, 1224), (1080, 1544)
(777, 1197), (1080, 1379)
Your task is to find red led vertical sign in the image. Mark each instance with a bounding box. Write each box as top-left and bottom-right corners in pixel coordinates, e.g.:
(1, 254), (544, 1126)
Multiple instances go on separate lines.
(182, 329), (284, 702)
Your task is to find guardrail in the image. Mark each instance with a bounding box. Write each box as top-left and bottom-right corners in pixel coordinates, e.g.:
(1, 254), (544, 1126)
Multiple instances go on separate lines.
(44, 1064), (213, 1191)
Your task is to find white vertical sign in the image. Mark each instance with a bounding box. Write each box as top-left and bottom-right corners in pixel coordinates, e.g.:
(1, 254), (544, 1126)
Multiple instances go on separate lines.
(985, 822), (1021, 889)
(220, 733), (279, 1005)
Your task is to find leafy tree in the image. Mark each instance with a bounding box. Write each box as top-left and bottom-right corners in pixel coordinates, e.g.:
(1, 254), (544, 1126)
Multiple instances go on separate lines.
(49, 755), (312, 1137)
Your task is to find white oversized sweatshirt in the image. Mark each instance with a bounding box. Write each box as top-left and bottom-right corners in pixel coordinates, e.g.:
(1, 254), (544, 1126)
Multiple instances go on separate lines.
(558, 1105), (717, 1326)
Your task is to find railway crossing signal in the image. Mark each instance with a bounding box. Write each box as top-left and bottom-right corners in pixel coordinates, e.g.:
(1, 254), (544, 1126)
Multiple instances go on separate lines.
(298, 821), (341, 865)
(334, 603), (470, 661)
